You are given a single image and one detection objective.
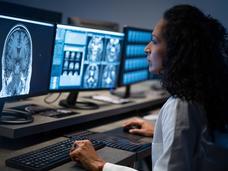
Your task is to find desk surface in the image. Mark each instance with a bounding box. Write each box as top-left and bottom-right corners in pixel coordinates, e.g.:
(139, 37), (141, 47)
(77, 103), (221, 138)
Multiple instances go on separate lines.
(0, 136), (135, 171)
(0, 115), (158, 171)
(0, 81), (167, 138)
(0, 81), (165, 170)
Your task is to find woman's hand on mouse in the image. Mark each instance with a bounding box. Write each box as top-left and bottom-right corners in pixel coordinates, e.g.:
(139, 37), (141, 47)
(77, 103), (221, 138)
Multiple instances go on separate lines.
(123, 117), (154, 137)
(69, 140), (105, 171)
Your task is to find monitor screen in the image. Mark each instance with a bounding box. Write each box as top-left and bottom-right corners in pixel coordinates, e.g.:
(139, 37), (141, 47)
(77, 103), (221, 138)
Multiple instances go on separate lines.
(119, 26), (152, 86)
(0, 15), (55, 100)
(49, 24), (124, 91)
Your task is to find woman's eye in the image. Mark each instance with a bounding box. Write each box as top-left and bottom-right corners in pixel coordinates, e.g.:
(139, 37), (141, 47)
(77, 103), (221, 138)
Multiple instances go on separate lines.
(151, 37), (157, 45)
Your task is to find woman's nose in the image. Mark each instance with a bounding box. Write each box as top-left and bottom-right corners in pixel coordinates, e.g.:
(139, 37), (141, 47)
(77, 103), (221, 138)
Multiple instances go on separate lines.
(144, 42), (152, 55)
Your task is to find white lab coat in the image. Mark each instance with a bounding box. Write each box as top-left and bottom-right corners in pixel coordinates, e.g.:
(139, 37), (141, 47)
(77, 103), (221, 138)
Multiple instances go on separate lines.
(103, 97), (228, 171)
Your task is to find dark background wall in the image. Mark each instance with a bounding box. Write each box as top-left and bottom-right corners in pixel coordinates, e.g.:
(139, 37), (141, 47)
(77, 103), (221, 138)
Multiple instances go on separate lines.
(1, 0), (228, 30)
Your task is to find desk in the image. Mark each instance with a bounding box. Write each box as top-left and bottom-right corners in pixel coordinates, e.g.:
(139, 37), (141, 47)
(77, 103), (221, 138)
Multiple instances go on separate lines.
(0, 136), (135, 171)
(52, 147), (135, 171)
(0, 81), (167, 170)
(90, 116), (153, 160)
(0, 81), (167, 139)
(0, 116), (157, 171)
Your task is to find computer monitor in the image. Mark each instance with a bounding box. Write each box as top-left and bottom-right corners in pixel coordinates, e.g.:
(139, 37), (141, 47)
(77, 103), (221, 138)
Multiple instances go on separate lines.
(49, 24), (124, 109)
(0, 15), (55, 124)
(113, 26), (152, 98)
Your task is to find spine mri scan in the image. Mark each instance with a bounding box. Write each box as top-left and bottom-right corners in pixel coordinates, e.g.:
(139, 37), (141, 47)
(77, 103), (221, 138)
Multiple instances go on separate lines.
(0, 24), (32, 97)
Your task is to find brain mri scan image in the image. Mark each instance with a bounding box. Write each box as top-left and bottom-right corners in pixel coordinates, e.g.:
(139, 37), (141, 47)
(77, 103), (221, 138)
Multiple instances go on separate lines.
(87, 36), (103, 62)
(102, 64), (116, 88)
(106, 38), (121, 62)
(83, 64), (99, 88)
(0, 24), (32, 97)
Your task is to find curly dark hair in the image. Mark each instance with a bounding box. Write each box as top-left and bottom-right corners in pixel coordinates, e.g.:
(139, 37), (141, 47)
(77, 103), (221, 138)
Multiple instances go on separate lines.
(161, 4), (228, 131)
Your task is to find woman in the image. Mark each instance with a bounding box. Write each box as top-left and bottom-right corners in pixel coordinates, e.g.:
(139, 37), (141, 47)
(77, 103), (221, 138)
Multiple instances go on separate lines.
(70, 4), (228, 171)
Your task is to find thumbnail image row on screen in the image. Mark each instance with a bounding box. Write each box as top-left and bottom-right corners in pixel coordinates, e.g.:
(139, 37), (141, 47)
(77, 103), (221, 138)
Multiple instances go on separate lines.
(125, 58), (148, 71)
(123, 70), (149, 85)
(127, 30), (152, 43)
(126, 45), (146, 57)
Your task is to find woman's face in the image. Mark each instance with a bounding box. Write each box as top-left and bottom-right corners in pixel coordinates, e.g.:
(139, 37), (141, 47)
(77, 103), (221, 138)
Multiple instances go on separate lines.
(145, 19), (167, 74)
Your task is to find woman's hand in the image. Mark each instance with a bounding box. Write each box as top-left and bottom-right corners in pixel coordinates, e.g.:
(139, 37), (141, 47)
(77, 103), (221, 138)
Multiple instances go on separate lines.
(123, 117), (154, 137)
(69, 140), (105, 171)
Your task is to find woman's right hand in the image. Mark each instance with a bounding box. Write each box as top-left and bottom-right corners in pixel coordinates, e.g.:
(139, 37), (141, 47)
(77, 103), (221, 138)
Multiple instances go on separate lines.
(69, 140), (105, 171)
(123, 117), (154, 137)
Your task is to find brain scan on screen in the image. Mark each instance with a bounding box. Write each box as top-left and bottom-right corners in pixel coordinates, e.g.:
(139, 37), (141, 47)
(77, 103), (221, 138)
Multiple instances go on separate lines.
(83, 64), (99, 88)
(102, 64), (116, 88)
(49, 24), (124, 90)
(87, 36), (103, 62)
(0, 24), (32, 97)
(106, 38), (120, 62)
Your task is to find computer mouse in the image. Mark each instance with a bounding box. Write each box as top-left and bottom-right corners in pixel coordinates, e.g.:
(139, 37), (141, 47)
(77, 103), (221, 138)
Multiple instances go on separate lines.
(123, 125), (141, 133)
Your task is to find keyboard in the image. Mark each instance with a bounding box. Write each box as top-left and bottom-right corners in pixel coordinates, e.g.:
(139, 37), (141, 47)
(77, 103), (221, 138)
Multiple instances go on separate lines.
(68, 130), (151, 152)
(6, 136), (105, 171)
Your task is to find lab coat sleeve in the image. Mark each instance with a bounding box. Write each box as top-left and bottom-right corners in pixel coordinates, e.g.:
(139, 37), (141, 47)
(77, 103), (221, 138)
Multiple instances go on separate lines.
(153, 98), (199, 171)
(103, 163), (137, 171)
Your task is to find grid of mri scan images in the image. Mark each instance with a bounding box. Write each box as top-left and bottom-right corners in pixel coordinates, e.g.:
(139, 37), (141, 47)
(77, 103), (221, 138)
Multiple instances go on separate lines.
(121, 27), (152, 85)
(49, 24), (124, 90)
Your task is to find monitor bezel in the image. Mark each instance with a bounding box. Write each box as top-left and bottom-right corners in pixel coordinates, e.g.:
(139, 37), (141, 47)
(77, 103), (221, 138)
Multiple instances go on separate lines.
(118, 26), (152, 87)
(49, 24), (124, 92)
(0, 14), (56, 101)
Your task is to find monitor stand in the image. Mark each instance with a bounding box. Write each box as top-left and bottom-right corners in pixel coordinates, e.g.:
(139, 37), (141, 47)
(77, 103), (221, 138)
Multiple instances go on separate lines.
(111, 85), (145, 99)
(0, 101), (33, 124)
(59, 91), (99, 110)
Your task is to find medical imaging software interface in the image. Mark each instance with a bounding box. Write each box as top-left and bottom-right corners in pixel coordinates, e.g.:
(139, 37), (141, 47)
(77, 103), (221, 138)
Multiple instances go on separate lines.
(121, 27), (152, 85)
(0, 15), (55, 98)
(50, 24), (124, 90)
